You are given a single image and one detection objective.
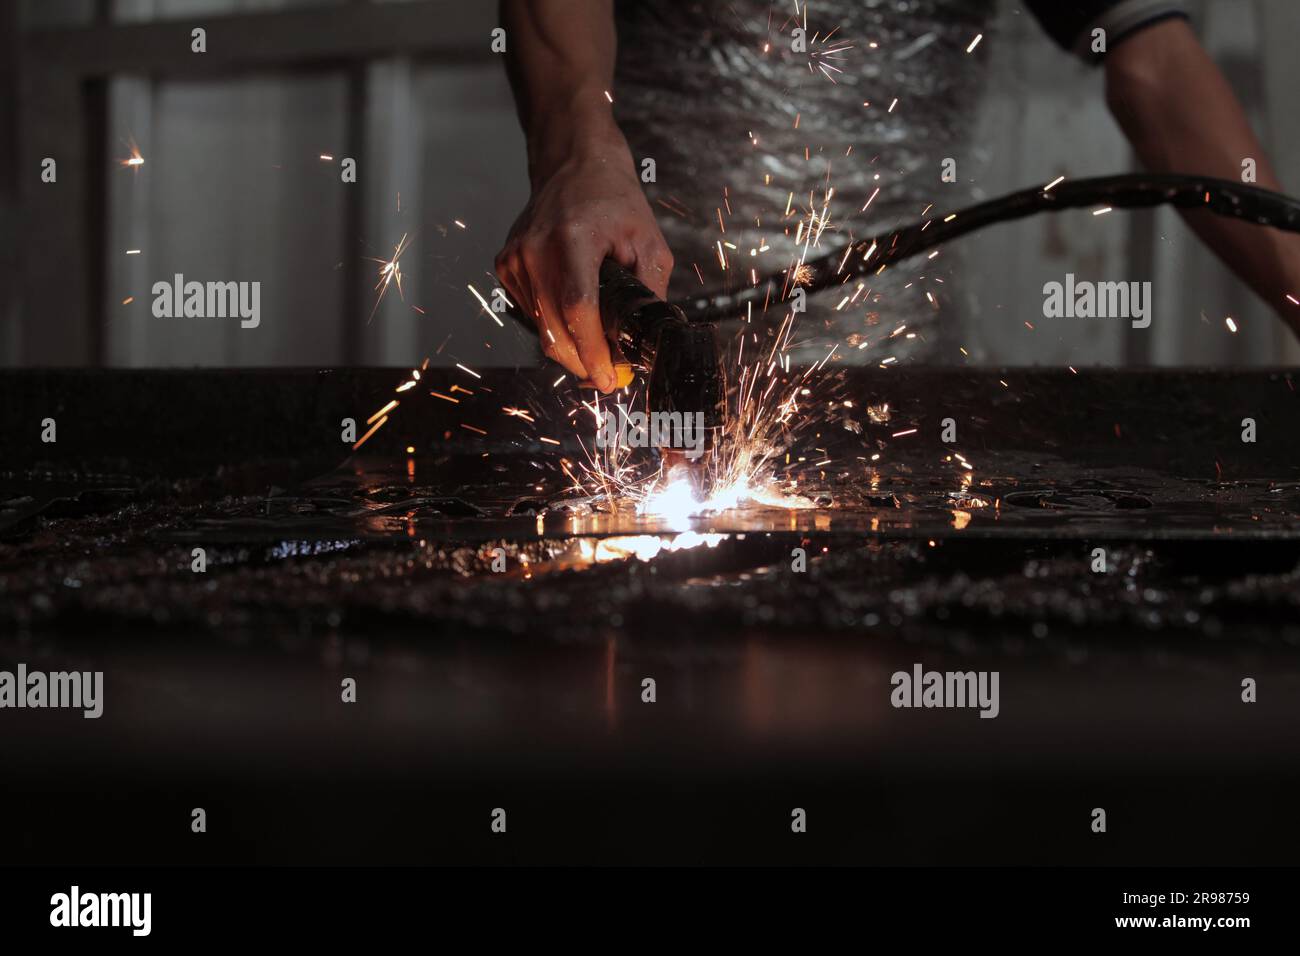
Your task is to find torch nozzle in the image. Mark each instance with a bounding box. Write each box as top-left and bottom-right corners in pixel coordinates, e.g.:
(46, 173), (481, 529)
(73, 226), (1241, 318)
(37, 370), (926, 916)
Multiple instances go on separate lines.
(596, 259), (727, 447)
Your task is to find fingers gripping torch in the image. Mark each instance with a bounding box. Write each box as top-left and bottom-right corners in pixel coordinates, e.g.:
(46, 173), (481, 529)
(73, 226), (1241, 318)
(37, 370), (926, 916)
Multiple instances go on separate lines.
(506, 259), (728, 472)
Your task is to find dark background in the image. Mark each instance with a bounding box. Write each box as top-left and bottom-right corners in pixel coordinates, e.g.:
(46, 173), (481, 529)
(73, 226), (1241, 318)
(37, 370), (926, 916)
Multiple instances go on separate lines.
(3, 0), (1300, 369)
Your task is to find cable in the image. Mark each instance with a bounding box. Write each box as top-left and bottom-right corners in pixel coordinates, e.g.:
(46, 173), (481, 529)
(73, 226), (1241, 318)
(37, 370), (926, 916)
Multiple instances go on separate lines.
(678, 173), (1300, 323)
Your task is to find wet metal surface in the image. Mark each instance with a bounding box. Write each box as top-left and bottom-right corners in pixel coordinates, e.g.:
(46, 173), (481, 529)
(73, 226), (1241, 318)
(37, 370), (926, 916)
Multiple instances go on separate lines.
(3, 368), (1299, 863)
(4, 367), (1299, 633)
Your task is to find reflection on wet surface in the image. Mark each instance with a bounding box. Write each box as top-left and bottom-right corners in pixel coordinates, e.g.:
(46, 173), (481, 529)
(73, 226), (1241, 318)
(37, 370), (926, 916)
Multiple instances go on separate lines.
(2, 368), (1299, 862)
(4, 369), (1299, 655)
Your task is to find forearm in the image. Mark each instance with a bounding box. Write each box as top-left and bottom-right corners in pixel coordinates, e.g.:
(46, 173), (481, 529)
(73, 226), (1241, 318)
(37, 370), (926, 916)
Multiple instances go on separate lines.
(496, 0), (673, 389)
(1105, 19), (1300, 325)
(500, 0), (630, 185)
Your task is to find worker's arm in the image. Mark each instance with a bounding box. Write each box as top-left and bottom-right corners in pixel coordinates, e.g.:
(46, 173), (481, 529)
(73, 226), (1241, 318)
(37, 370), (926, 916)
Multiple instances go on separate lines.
(1105, 18), (1300, 332)
(495, 0), (672, 391)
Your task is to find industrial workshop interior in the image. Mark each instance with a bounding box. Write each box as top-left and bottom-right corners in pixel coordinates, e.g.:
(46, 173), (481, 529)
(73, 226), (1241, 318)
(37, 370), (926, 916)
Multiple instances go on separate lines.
(1, 0), (1297, 939)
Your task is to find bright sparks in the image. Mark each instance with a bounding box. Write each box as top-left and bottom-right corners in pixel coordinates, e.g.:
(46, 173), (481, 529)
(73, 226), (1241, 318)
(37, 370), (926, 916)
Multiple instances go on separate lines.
(366, 233), (412, 322)
(118, 139), (145, 168)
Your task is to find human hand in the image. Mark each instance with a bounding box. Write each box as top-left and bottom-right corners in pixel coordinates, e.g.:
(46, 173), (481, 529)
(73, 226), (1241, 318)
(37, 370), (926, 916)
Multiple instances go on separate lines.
(495, 126), (672, 391)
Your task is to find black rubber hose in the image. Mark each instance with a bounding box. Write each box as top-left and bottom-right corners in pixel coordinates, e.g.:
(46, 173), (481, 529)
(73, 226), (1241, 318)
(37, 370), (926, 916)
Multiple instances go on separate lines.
(678, 173), (1300, 323)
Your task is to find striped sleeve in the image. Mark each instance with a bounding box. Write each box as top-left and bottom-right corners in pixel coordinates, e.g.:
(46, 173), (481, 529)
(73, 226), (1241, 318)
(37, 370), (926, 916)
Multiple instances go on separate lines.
(1024, 0), (1191, 61)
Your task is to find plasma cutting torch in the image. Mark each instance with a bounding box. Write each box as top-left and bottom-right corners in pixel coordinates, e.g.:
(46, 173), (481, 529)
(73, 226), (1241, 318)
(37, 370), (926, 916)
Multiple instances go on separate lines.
(592, 259), (728, 469)
(500, 173), (1300, 471)
(504, 258), (729, 473)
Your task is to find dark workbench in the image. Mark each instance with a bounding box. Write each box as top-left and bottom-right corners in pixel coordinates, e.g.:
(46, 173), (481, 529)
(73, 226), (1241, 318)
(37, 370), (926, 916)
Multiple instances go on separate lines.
(2, 367), (1299, 864)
